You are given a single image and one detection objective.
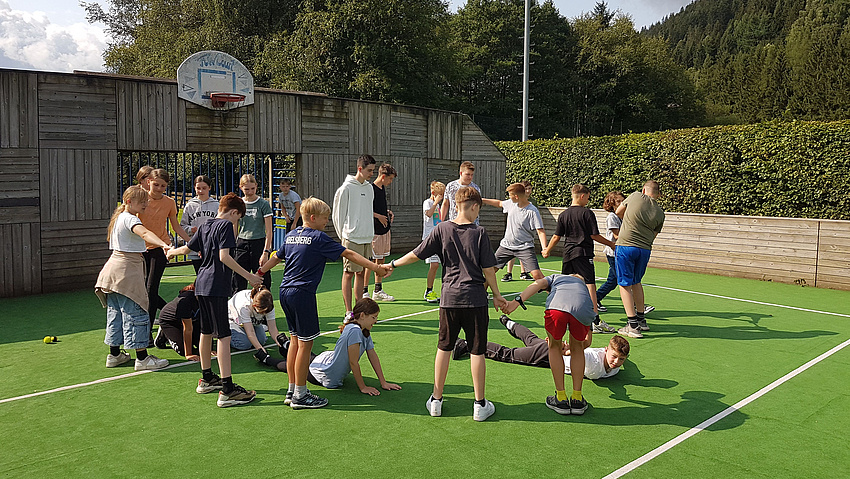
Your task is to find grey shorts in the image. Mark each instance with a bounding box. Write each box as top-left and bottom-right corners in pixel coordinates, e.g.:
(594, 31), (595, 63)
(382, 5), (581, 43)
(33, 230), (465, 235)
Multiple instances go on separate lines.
(494, 246), (540, 272)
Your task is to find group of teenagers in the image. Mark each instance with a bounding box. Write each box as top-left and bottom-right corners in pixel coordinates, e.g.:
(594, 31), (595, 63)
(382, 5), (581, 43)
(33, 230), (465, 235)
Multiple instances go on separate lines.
(94, 154), (665, 419)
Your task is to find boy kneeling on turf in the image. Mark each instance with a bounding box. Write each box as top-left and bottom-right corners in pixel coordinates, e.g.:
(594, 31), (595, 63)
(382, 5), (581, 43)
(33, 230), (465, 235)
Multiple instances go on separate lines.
(503, 273), (595, 415)
(258, 197), (392, 409)
(389, 186), (508, 422)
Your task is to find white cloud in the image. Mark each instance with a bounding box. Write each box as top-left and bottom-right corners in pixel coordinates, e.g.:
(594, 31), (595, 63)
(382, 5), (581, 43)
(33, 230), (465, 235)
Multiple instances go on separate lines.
(0, 1), (106, 72)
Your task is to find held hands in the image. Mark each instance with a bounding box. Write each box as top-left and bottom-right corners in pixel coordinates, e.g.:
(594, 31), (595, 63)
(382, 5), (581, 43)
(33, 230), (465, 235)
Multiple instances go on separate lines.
(492, 295), (508, 312)
(376, 264), (393, 278)
(541, 247), (551, 259)
(246, 273), (263, 287)
(165, 247), (178, 260)
(502, 299), (520, 315)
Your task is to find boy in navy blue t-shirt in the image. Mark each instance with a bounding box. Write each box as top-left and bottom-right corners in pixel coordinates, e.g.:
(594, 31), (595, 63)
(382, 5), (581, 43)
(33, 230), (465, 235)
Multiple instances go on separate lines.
(168, 193), (264, 408)
(259, 197), (391, 409)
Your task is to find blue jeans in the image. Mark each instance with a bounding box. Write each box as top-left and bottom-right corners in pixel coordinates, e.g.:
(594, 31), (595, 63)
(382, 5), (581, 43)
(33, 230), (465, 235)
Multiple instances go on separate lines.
(105, 293), (150, 350)
(229, 323), (268, 351)
(596, 255), (618, 301)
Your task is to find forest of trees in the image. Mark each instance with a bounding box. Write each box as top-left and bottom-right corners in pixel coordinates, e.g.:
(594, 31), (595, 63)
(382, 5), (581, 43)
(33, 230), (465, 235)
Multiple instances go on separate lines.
(84, 0), (850, 140)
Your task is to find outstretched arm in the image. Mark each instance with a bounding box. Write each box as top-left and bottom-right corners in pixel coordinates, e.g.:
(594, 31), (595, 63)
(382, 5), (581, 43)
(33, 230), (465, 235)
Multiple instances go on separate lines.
(341, 249), (391, 278)
(503, 278), (548, 314)
(349, 343), (379, 396)
(536, 228), (547, 250)
(220, 248), (262, 286)
(483, 267), (507, 311)
(481, 198), (502, 208)
(591, 234), (616, 250)
(542, 234), (561, 258)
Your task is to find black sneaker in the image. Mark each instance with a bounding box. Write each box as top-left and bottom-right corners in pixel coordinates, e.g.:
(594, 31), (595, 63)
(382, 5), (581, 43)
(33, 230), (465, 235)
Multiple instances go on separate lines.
(546, 395), (571, 415)
(519, 272), (533, 280)
(277, 333), (290, 357)
(217, 384), (256, 408)
(196, 375), (223, 394)
(499, 314), (511, 328)
(290, 391), (329, 409)
(569, 396), (588, 415)
(501, 272), (513, 282)
(153, 327), (168, 349)
(452, 338), (469, 360)
(596, 302), (608, 313)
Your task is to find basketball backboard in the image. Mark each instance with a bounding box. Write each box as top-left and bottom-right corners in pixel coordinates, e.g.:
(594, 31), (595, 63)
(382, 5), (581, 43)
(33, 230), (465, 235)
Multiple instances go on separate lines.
(177, 50), (255, 110)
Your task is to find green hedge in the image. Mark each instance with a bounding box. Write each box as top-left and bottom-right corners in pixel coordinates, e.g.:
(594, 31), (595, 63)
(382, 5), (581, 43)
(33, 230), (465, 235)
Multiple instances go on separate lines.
(496, 120), (850, 220)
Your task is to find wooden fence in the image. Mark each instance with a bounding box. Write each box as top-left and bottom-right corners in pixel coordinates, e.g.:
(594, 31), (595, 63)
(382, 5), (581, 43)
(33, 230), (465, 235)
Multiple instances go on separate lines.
(0, 68), (507, 297)
(539, 207), (850, 291)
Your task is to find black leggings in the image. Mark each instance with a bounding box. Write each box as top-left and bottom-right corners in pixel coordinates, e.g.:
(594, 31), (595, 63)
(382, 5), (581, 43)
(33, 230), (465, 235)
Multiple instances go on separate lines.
(231, 237), (272, 294)
(143, 248), (168, 324)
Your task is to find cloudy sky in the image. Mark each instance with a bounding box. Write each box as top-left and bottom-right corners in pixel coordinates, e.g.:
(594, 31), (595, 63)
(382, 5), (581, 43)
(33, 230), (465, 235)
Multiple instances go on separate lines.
(0, 0), (692, 73)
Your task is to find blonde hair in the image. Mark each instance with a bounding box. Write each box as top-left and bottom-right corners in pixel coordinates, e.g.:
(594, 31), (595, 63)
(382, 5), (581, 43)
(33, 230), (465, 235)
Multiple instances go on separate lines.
(300, 196), (330, 218)
(107, 185), (148, 241)
(430, 181), (445, 196)
(240, 174), (258, 187)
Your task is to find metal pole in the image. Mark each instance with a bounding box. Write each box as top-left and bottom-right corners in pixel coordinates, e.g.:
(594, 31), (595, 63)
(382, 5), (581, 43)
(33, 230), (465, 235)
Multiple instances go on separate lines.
(522, 0), (530, 141)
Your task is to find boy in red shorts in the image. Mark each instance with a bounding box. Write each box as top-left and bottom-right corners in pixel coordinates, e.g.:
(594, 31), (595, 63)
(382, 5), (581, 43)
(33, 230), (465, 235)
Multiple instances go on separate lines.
(503, 273), (596, 415)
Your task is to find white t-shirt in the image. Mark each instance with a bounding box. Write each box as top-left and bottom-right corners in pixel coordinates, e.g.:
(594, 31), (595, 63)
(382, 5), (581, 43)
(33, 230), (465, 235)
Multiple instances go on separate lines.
(227, 289), (274, 329)
(444, 179), (481, 223)
(500, 200), (544, 250)
(422, 198), (441, 240)
(564, 347), (620, 379)
(110, 211), (146, 253)
(278, 190), (302, 220)
(603, 212), (622, 257)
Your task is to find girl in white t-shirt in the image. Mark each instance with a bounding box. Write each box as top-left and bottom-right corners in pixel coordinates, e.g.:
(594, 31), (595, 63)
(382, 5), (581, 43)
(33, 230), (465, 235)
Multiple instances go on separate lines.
(95, 185), (172, 371)
(308, 298), (401, 395)
(596, 191), (625, 314)
(227, 285), (284, 352)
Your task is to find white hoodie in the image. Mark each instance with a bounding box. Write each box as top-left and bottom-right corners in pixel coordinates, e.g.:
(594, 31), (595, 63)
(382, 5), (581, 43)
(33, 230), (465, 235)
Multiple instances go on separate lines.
(332, 174), (374, 244)
(180, 196), (219, 260)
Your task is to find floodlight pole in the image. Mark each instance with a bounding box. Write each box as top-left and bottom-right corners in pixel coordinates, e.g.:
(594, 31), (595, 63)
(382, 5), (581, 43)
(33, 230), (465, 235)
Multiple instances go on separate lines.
(521, 0), (530, 141)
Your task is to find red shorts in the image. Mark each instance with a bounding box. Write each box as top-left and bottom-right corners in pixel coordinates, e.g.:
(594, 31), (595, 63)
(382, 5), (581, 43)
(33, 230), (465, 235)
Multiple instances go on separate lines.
(544, 309), (590, 342)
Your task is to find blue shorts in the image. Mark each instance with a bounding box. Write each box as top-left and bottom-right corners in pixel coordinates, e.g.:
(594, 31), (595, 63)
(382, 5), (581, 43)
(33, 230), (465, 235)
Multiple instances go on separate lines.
(616, 246), (651, 287)
(279, 287), (321, 341)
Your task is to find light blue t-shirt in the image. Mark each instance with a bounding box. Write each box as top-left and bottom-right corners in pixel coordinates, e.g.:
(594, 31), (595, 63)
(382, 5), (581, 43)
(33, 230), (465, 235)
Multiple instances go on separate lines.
(309, 323), (374, 388)
(500, 200), (544, 250)
(543, 274), (596, 326)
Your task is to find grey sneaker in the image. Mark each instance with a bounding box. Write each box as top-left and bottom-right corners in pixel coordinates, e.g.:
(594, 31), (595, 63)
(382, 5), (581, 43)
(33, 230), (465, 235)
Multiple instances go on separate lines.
(217, 385), (256, 408)
(290, 391), (328, 409)
(638, 319), (650, 331)
(545, 395), (571, 415)
(197, 375), (223, 394)
(134, 354), (168, 371)
(426, 395), (443, 417)
(570, 396), (588, 415)
(372, 290), (395, 301)
(618, 325), (644, 339)
(284, 388), (310, 405)
(473, 400), (495, 421)
(592, 320), (616, 333)
(105, 351), (131, 368)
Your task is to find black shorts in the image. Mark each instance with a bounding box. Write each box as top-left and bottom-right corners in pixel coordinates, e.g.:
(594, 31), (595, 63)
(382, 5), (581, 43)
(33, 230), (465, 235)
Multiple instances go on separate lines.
(279, 287), (321, 341)
(197, 296), (231, 339)
(438, 306), (489, 355)
(561, 256), (596, 284)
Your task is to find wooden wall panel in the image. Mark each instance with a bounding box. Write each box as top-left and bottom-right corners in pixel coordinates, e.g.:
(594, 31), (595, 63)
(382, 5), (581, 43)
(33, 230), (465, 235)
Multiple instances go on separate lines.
(40, 220), (110, 293)
(387, 156), (428, 207)
(37, 73), (117, 149)
(116, 81), (183, 151)
(300, 153), (350, 207)
(391, 108), (427, 158)
(301, 97), (349, 154)
(0, 148), (40, 224)
(816, 221), (850, 290)
(39, 149), (118, 223)
(349, 102), (390, 156)
(426, 158), (457, 187)
(461, 116), (504, 163)
(248, 92), (300, 153)
(473, 160), (506, 199)
(1, 71), (38, 148)
(427, 111), (461, 160)
(185, 103), (248, 152)
(0, 222), (41, 297)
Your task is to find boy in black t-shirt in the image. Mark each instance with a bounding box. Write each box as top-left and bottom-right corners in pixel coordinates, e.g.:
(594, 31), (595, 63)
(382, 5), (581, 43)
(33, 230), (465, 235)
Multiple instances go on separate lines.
(542, 184), (617, 333)
(389, 187), (508, 422)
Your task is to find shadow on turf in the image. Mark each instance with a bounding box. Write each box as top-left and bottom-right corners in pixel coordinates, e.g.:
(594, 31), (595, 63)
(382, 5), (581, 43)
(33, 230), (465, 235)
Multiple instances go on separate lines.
(637, 310), (838, 341)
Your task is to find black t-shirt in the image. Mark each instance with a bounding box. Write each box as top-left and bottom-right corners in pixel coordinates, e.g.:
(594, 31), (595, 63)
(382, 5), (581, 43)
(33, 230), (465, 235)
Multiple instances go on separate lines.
(158, 291), (199, 325)
(553, 206), (599, 262)
(188, 217), (238, 297)
(412, 221), (497, 308)
(373, 183), (390, 235)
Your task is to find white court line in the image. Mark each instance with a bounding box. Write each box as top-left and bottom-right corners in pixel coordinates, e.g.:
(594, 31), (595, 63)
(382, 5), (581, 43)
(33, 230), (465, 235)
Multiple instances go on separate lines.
(602, 337), (850, 479)
(539, 267), (850, 318)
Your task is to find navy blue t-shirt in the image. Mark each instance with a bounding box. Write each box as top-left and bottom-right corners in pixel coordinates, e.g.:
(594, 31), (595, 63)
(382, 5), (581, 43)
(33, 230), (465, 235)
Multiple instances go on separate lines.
(275, 226), (347, 294)
(188, 217), (237, 297)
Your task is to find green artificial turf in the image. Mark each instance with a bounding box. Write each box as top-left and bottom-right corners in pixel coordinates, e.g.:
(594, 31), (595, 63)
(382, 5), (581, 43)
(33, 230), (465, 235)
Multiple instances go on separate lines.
(1, 258), (849, 478)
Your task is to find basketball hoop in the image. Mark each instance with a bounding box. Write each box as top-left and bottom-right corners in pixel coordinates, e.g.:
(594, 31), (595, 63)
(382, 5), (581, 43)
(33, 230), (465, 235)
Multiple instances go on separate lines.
(210, 92), (246, 109)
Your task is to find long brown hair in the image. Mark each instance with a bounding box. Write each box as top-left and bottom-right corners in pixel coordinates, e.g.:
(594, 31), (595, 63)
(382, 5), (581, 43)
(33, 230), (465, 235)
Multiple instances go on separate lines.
(340, 298), (380, 337)
(107, 185), (148, 241)
(250, 285), (274, 315)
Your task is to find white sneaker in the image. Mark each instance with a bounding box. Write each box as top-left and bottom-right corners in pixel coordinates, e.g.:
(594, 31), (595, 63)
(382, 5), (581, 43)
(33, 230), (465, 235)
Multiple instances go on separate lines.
(372, 290), (395, 302)
(134, 354), (169, 371)
(362, 291), (370, 299)
(426, 396), (442, 417)
(105, 351), (131, 368)
(473, 400), (495, 421)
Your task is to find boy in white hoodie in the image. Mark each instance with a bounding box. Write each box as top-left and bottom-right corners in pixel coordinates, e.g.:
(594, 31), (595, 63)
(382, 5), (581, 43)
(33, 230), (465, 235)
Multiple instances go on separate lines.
(180, 175), (219, 273)
(332, 154), (377, 321)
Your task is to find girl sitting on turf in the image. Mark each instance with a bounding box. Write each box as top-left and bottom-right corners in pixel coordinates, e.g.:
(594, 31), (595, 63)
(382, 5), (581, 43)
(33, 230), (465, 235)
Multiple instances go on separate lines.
(227, 285), (286, 351)
(95, 185), (172, 371)
(308, 298), (401, 396)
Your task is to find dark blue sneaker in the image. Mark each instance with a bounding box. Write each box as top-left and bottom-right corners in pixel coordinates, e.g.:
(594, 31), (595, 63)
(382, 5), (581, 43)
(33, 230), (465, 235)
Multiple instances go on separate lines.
(546, 395), (571, 415)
